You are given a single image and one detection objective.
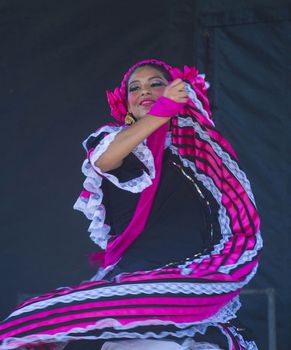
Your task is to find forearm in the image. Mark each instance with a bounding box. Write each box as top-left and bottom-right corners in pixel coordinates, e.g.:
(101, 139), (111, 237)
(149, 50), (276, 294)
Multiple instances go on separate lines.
(95, 79), (187, 172)
(94, 114), (169, 172)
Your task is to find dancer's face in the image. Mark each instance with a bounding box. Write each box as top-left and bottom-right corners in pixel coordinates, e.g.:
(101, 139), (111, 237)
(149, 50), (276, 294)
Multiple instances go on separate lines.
(127, 66), (169, 120)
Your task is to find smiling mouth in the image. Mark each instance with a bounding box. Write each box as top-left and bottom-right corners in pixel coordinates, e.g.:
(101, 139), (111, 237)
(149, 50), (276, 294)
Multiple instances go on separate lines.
(140, 100), (155, 107)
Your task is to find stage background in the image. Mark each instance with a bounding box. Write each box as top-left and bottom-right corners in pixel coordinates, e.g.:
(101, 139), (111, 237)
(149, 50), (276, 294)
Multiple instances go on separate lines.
(1, 1), (290, 349)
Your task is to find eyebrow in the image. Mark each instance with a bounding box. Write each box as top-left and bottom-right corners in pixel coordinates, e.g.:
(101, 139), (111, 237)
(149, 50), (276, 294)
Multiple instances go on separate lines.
(128, 76), (165, 85)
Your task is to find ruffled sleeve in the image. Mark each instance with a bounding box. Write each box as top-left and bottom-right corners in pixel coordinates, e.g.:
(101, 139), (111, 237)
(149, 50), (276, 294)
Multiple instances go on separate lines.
(86, 124), (155, 193)
(73, 124), (156, 249)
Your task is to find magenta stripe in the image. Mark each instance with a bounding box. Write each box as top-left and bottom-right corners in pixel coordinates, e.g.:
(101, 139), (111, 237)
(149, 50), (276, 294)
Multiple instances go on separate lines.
(79, 190), (91, 199)
(199, 259), (258, 282)
(230, 259), (259, 280)
(172, 128), (258, 235)
(172, 135), (222, 171)
(1, 300), (232, 339)
(222, 235), (247, 267)
(1, 293), (235, 332)
(222, 194), (242, 233)
(207, 128), (238, 160)
(1, 290), (237, 340)
(222, 167), (259, 232)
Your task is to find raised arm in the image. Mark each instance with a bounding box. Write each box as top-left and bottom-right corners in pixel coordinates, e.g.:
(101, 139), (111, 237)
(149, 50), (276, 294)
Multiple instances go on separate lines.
(95, 79), (187, 172)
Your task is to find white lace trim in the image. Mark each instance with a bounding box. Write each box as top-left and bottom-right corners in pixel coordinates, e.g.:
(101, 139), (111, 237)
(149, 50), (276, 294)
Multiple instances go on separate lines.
(73, 196), (110, 249)
(206, 295), (240, 323)
(87, 125), (155, 193)
(169, 120), (261, 273)
(3, 318), (232, 350)
(181, 338), (224, 350)
(178, 118), (257, 207)
(218, 232), (262, 273)
(1, 319), (229, 350)
(227, 326), (258, 350)
(185, 82), (214, 126)
(10, 277), (255, 318)
(217, 324), (258, 350)
(2, 285), (241, 349)
(1, 323), (209, 350)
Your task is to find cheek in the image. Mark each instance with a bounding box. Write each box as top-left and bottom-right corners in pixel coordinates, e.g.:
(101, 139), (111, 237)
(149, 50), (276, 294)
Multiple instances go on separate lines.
(153, 86), (166, 97)
(127, 93), (138, 111)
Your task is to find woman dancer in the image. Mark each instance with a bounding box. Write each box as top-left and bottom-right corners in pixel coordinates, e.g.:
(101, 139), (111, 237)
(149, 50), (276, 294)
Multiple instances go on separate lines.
(0, 59), (262, 350)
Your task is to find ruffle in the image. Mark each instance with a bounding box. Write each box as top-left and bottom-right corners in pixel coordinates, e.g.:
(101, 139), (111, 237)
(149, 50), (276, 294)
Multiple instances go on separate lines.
(2, 298), (240, 350)
(75, 118), (261, 276)
(73, 187), (110, 250)
(185, 82), (214, 126)
(225, 327), (258, 350)
(169, 116), (262, 275)
(0, 323), (208, 350)
(88, 126), (155, 193)
(74, 125), (156, 249)
(9, 281), (247, 318)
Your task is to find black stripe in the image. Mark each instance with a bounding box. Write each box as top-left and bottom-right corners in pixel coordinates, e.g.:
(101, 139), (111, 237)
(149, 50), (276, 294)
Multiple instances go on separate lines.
(64, 322), (193, 338)
(225, 252), (261, 275)
(85, 132), (108, 150)
(0, 283), (230, 334)
(4, 301), (221, 334)
(172, 140), (222, 170)
(171, 119), (240, 165)
(16, 310), (213, 336)
(216, 235), (239, 270)
(8, 297), (227, 326)
(173, 150), (244, 233)
(176, 147), (253, 235)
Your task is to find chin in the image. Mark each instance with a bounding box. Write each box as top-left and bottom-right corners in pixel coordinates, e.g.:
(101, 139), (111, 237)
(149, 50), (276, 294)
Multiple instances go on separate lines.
(135, 111), (148, 120)
(135, 115), (145, 121)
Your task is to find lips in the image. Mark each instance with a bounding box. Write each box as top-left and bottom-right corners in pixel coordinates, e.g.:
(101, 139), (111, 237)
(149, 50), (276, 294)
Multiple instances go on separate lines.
(139, 99), (155, 107)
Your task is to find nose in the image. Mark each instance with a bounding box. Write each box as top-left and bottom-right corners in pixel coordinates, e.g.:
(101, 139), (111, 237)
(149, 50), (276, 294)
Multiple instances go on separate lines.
(140, 85), (151, 96)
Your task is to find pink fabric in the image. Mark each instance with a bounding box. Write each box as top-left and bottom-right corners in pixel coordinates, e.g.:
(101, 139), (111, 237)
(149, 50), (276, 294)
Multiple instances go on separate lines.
(1, 304), (230, 340)
(148, 96), (184, 118)
(1, 293), (238, 333)
(98, 92), (187, 268)
(103, 122), (168, 267)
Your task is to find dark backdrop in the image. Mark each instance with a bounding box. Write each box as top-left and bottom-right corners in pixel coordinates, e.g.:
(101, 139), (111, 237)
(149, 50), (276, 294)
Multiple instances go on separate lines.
(1, 1), (290, 349)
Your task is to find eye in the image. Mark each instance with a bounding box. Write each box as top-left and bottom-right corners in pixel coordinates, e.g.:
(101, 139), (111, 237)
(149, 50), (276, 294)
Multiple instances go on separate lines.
(128, 85), (140, 92)
(151, 80), (166, 88)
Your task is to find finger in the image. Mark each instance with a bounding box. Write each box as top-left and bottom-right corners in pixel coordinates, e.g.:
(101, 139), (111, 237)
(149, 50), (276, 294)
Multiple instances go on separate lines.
(179, 92), (189, 100)
(170, 78), (183, 87)
(176, 82), (186, 92)
(177, 90), (188, 97)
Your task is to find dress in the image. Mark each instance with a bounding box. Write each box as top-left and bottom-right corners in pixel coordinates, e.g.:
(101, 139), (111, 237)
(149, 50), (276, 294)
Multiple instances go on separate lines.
(94, 140), (217, 277)
(0, 60), (262, 350)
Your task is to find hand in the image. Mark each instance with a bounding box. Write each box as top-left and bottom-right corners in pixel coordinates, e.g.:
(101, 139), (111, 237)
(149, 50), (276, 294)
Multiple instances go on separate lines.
(163, 79), (188, 103)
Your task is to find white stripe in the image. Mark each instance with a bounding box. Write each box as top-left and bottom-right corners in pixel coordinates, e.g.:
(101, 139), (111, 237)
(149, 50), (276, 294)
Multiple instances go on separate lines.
(10, 279), (251, 317)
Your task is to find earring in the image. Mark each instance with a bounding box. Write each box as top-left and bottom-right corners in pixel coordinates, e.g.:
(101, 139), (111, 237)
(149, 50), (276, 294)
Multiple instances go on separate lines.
(125, 112), (136, 125)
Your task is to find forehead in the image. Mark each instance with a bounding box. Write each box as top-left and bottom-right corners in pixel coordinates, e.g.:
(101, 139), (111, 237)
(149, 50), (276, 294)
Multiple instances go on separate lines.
(128, 66), (166, 84)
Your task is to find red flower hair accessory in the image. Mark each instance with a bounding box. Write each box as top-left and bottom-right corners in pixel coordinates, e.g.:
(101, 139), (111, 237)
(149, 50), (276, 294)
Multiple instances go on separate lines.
(106, 59), (212, 123)
(106, 87), (127, 123)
